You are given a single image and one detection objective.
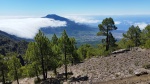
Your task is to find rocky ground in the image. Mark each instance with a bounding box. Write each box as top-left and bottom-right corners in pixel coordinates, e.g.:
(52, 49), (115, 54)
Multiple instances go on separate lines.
(12, 47), (150, 84)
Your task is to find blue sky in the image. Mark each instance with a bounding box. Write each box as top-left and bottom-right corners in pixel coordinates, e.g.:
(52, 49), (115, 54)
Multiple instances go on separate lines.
(0, 0), (150, 16)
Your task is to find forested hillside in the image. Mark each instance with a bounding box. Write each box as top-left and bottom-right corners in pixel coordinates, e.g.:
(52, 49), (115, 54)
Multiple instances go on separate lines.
(0, 30), (28, 55)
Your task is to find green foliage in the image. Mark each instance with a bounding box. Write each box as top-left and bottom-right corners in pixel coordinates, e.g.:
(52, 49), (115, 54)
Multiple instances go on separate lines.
(86, 47), (99, 58)
(118, 39), (134, 49)
(77, 44), (104, 59)
(58, 30), (71, 54)
(118, 25), (142, 49)
(34, 30), (52, 80)
(144, 25), (150, 38)
(144, 39), (150, 49)
(52, 33), (58, 45)
(97, 44), (111, 56)
(0, 55), (7, 83)
(7, 54), (21, 81)
(58, 30), (79, 64)
(123, 25), (141, 47)
(143, 63), (150, 69)
(34, 77), (42, 84)
(0, 33), (28, 55)
(141, 25), (150, 48)
(108, 32), (117, 48)
(97, 17), (117, 51)
(77, 44), (90, 59)
(24, 42), (41, 78)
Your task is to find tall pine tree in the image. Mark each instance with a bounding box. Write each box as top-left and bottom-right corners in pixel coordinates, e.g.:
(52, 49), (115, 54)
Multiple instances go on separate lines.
(34, 30), (51, 80)
(59, 30), (70, 80)
(97, 17), (117, 51)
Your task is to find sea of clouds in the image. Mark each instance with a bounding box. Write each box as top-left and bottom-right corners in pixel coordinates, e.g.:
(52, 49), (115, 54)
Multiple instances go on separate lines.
(0, 15), (149, 39)
(0, 17), (66, 39)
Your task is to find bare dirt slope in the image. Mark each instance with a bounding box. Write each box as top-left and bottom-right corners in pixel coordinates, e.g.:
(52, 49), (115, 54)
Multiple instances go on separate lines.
(58, 47), (150, 84)
(13, 47), (150, 84)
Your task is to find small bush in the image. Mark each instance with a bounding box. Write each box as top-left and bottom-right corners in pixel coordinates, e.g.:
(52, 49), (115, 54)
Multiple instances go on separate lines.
(115, 74), (119, 77)
(144, 39), (150, 49)
(143, 64), (150, 69)
(128, 69), (133, 74)
(134, 61), (139, 66)
(34, 77), (41, 84)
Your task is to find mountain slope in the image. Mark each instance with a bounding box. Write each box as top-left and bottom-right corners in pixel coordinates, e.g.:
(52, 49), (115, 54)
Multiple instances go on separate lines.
(42, 14), (93, 32)
(0, 30), (28, 55)
(41, 14), (99, 43)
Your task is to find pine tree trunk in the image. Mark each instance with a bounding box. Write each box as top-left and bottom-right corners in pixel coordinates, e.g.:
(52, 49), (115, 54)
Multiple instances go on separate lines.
(41, 54), (46, 80)
(71, 53), (74, 65)
(2, 67), (5, 84)
(135, 32), (138, 46)
(35, 66), (39, 79)
(64, 44), (67, 81)
(45, 58), (49, 79)
(106, 27), (109, 51)
(14, 63), (19, 84)
(54, 68), (57, 75)
(40, 44), (46, 80)
(45, 68), (47, 79)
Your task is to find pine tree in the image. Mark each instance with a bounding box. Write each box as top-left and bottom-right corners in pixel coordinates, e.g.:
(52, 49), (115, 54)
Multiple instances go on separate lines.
(141, 25), (150, 48)
(59, 30), (70, 80)
(69, 38), (77, 65)
(7, 54), (21, 84)
(24, 42), (41, 78)
(97, 17), (117, 51)
(51, 34), (62, 75)
(34, 30), (51, 80)
(123, 25), (141, 47)
(52, 33), (58, 45)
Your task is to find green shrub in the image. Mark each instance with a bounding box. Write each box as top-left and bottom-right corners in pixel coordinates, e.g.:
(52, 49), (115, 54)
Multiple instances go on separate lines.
(143, 64), (150, 69)
(128, 69), (133, 74)
(34, 77), (41, 84)
(144, 39), (150, 49)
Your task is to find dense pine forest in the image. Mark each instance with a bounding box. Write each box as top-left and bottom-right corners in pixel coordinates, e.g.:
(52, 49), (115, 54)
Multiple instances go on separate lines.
(1, 18), (150, 84)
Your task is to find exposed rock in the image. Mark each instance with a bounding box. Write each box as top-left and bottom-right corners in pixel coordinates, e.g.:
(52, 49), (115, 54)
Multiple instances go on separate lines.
(134, 68), (149, 76)
(112, 49), (130, 54)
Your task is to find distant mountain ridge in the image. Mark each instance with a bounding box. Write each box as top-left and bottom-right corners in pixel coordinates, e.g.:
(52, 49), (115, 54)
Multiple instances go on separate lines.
(43, 14), (70, 21)
(41, 14), (100, 44)
(41, 14), (94, 34)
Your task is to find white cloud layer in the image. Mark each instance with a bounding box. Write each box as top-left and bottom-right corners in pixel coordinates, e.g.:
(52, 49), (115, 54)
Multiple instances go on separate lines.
(0, 18), (66, 39)
(65, 16), (101, 24)
(134, 22), (148, 30)
(115, 21), (121, 25)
